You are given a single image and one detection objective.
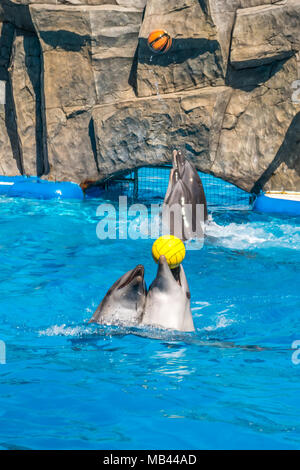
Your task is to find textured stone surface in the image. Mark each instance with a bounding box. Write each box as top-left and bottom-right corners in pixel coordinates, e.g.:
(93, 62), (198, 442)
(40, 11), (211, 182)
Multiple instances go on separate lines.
(0, 21), (14, 80)
(9, 29), (44, 175)
(30, 4), (144, 106)
(44, 106), (99, 182)
(91, 55), (300, 193)
(92, 87), (226, 179)
(0, 0), (299, 193)
(231, 1), (300, 69)
(208, 0), (279, 71)
(29, 4), (144, 181)
(1, 0), (146, 5)
(0, 0), (36, 32)
(0, 107), (20, 175)
(137, 0), (225, 97)
(0, 81), (22, 175)
(212, 57), (300, 192)
(89, 5), (144, 104)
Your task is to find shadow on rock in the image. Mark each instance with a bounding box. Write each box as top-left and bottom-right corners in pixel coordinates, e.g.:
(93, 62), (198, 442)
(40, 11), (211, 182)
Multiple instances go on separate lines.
(252, 112), (300, 193)
(138, 37), (222, 68)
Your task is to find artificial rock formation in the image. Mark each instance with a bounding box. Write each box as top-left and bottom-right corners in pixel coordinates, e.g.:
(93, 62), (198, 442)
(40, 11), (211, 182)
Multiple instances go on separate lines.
(0, 0), (299, 193)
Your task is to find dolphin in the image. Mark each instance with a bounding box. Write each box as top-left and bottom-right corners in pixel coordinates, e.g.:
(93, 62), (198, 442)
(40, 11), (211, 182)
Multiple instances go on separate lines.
(174, 149), (208, 221)
(141, 256), (195, 332)
(163, 169), (197, 241)
(89, 265), (147, 326)
(163, 150), (207, 240)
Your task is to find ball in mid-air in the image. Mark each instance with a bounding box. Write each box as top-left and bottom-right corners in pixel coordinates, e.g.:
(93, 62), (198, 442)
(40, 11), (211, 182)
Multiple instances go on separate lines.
(147, 30), (172, 54)
(152, 235), (185, 269)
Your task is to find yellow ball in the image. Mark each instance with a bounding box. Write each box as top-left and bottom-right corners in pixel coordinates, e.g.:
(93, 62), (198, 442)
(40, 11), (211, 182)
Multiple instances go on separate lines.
(152, 235), (186, 269)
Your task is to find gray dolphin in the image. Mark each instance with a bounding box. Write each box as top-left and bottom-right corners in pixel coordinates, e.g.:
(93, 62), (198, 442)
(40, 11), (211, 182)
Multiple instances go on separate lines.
(163, 169), (203, 241)
(141, 256), (195, 332)
(89, 265), (147, 326)
(163, 150), (207, 240)
(174, 150), (208, 221)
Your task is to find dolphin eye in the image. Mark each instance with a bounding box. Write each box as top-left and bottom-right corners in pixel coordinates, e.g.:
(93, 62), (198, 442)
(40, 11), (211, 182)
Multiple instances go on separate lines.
(186, 292), (191, 300)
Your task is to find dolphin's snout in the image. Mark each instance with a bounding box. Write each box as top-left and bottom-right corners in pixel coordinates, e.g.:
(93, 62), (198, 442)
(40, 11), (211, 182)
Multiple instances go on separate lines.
(158, 255), (168, 266)
(134, 265), (145, 280)
(134, 264), (145, 277)
(118, 264), (145, 289)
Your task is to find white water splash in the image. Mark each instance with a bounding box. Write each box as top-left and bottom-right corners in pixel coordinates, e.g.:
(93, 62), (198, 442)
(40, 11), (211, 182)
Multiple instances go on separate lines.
(204, 315), (234, 332)
(205, 220), (300, 250)
(192, 301), (211, 317)
(39, 324), (94, 337)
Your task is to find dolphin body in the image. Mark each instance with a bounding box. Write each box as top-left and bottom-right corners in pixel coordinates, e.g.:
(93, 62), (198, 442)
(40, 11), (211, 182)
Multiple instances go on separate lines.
(89, 258), (194, 333)
(141, 256), (195, 332)
(175, 149), (208, 221)
(164, 169), (196, 241)
(164, 150), (208, 240)
(89, 265), (147, 326)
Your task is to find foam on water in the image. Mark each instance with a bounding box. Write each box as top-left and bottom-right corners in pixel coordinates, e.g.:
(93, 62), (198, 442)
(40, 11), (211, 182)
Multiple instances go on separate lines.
(203, 314), (235, 331)
(205, 218), (300, 250)
(39, 324), (95, 337)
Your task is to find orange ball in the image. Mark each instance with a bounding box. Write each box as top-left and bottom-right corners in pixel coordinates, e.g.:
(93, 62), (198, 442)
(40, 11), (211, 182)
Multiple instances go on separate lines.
(147, 30), (172, 54)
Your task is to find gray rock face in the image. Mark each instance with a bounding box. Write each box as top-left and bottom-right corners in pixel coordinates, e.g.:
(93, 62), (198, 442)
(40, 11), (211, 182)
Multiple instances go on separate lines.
(0, 81), (22, 175)
(92, 87), (227, 178)
(231, 1), (300, 69)
(0, 22), (14, 80)
(0, 0), (299, 194)
(212, 57), (300, 192)
(29, 4), (144, 181)
(9, 29), (45, 175)
(137, 0), (225, 97)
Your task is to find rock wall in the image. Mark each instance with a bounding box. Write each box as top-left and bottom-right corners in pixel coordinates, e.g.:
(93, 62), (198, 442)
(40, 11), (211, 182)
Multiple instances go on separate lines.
(0, 0), (299, 193)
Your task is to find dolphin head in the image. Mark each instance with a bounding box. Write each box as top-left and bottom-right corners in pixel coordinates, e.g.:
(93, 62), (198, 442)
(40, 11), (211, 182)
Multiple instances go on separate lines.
(142, 256), (195, 332)
(173, 149), (197, 182)
(89, 265), (147, 326)
(173, 149), (186, 177)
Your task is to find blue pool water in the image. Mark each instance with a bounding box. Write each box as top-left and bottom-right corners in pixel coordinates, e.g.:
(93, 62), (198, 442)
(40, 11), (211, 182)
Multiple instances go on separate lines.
(0, 192), (299, 450)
